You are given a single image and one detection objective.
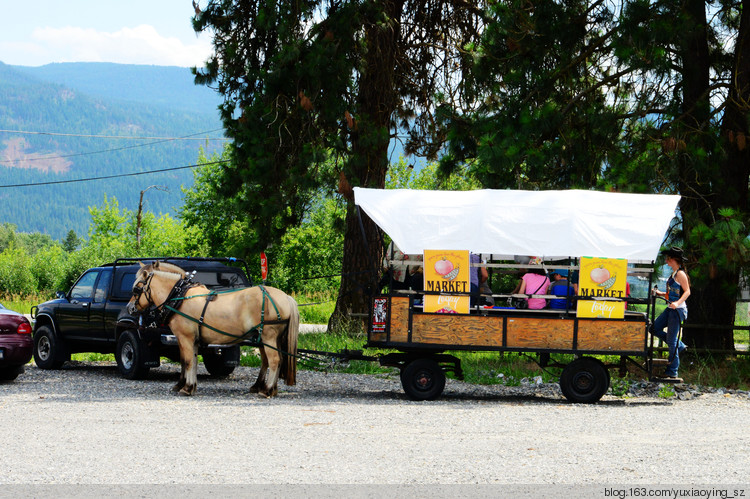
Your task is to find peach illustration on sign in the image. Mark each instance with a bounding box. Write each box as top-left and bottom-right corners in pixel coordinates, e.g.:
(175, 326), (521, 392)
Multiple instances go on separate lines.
(591, 266), (617, 290)
(434, 258), (460, 281)
(590, 266), (611, 283)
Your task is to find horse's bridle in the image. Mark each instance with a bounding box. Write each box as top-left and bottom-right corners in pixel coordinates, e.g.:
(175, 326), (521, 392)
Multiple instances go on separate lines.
(131, 271), (155, 310)
(132, 269), (199, 325)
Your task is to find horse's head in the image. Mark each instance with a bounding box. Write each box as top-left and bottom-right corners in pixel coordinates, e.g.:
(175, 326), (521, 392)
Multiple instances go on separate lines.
(126, 261), (187, 315)
(127, 262), (155, 315)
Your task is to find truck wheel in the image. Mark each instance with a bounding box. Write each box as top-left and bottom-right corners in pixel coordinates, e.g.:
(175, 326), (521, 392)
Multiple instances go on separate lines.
(202, 346), (239, 378)
(560, 357), (609, 403)
(33, 325), (69, 370)
(401, 358), (446, 401)
(116, 331), (150, 380)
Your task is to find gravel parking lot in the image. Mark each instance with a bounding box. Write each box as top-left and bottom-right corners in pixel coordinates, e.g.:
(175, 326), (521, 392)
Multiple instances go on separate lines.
(1, 362), (749, 488)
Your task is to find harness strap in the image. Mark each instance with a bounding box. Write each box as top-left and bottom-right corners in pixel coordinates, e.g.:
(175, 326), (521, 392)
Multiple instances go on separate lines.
(163, 285), (285, 346)
(197, 291), (218, 340)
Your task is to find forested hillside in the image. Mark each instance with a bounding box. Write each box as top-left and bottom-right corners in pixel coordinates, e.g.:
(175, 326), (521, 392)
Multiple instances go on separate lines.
(0, 62), (224, 240)
(18, 62), (222, 115)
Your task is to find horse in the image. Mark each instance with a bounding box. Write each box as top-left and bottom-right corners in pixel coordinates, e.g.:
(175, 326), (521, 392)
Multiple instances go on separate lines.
(127, 261), (299, 397)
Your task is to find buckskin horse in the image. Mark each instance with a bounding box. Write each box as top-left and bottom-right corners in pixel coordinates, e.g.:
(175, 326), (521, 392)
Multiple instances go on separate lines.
(127, 261), (299, 397)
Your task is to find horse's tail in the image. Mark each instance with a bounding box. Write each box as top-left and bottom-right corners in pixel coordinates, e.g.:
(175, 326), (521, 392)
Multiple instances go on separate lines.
(281, 294), (299, 386)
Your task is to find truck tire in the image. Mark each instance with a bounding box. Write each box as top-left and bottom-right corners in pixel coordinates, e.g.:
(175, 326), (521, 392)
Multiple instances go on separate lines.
(202, 346), (239, 378)
(559, 357), (609, 403)
(401, 358), (446, 401)
(116, 331), (151, 380)
(33, 325), (69, 370)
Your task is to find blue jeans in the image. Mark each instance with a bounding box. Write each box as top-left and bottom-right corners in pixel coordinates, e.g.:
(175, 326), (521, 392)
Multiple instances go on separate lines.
(651, 307), (687, 376)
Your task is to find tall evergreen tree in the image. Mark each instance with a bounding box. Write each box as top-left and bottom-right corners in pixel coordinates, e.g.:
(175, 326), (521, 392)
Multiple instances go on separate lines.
(192, 0), (484, 327)
(442, 0), (750, 350)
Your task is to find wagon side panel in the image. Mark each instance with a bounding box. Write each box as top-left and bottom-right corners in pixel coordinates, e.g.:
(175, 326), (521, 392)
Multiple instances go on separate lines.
(411, 314), (503, 346)
(506, 317), (575, 349)
(389, 297), (410, 343)
(577, 319), (644, 352)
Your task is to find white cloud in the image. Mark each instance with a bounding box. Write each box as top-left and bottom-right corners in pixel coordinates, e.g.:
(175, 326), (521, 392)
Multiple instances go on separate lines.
(27, 24), (212, 67)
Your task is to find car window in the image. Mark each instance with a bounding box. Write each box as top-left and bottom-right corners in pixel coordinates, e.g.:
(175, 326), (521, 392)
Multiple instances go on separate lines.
(193, 271), (245, 288)
(71, 271), (99, 301)
(94, 270), (113, 303)
(114, 271), (138, 298)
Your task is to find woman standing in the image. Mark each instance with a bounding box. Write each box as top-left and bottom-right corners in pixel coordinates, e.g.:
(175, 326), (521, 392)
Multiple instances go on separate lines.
(651, 247), (690, 378)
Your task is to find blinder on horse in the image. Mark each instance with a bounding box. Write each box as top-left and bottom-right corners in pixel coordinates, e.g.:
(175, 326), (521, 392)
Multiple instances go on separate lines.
(131, 271), (154, 305)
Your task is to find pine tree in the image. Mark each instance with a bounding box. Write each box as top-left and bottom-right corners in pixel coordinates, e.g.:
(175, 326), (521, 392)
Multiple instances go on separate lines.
(192, 0), (484, 327)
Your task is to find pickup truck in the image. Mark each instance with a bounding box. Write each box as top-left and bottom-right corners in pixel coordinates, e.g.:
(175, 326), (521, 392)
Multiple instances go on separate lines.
(31, 257), (253, 379)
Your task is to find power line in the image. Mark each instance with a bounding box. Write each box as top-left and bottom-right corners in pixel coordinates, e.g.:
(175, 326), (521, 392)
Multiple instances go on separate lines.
(0, 160), (230, 189)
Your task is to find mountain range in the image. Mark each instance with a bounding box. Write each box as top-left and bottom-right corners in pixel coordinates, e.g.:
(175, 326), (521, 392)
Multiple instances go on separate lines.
(0, 61), (225, 240)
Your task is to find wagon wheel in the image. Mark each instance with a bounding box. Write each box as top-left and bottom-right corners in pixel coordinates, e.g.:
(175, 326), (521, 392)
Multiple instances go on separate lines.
(401, 358), (446, 401)
(559, 357), (609, 404)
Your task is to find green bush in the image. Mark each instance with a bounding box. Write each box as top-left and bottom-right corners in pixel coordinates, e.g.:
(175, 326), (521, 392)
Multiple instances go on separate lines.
(31, 245), (68, 292)
(0, 246), (35, 295)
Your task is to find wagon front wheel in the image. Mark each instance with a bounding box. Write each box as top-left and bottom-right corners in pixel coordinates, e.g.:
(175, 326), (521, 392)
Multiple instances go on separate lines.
(401, 358), (446, 401)
(560, 357), (609, 403)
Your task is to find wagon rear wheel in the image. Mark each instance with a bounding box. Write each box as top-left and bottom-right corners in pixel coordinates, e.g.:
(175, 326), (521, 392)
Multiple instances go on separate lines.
(401, 358), (446, 401)
(560, 357), (609, 403)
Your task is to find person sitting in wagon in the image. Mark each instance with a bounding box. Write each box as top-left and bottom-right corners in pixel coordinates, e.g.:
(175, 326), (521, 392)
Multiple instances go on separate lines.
(547, 269), (575, 309)
(380, 242), (423, 293)
(511, 257), (549, 309)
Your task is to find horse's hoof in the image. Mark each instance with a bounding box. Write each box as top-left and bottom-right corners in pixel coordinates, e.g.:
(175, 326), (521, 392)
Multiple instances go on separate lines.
(178, 386), (195, 396)
(248, 386), (260, 393)
(171, 384), (182, 392)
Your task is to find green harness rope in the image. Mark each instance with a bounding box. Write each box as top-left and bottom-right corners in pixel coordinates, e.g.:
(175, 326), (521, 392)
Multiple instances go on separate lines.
(164, 285), (285, 346)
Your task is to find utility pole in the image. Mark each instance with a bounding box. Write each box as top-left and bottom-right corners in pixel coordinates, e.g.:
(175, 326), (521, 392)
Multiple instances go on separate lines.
(136, 185), (168, 250)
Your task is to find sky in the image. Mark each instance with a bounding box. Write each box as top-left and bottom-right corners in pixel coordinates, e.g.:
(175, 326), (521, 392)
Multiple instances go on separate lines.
(0, 0), (213, 67)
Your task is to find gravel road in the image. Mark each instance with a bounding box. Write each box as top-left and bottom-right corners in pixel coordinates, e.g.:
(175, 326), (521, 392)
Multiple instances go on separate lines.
(1, 362), (749, 487)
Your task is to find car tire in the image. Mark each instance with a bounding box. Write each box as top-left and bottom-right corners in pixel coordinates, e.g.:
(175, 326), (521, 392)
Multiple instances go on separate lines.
(116, 331), (150, 380)
(202, 346), (239, 378)
(33, 325), (69, 370)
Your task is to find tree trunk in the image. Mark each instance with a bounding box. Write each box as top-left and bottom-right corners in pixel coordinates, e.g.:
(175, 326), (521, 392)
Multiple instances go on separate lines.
(674, 0), (738, 350)
(328, 1), (404, 331)
(693, 0), (750, 351)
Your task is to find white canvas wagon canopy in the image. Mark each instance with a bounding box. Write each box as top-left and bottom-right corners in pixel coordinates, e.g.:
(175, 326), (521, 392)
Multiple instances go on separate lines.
(354, 187), (681, 262)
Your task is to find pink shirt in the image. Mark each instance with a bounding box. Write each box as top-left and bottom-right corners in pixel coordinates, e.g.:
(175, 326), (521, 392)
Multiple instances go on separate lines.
(522, 273), (549, 309)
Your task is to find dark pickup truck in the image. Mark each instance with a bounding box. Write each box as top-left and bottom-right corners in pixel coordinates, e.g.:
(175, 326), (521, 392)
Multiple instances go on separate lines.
(31, 257), (253, 379)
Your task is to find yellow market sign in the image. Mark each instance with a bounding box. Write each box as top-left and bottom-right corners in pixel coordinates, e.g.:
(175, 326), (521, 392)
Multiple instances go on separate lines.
(577, 256), (628, 319)
(423, 250), (470, 314)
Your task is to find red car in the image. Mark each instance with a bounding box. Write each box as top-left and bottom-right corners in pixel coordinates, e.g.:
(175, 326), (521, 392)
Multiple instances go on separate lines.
(0, 303), (33, 381)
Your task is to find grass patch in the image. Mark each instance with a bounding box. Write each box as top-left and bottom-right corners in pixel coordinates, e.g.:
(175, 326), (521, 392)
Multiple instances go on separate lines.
(294, 291), (335, 325)
(71, 353), (115, 362)
(451, 351), (558, 385)
(679, 353), (750, 390)
(1, 292), (55, 315)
